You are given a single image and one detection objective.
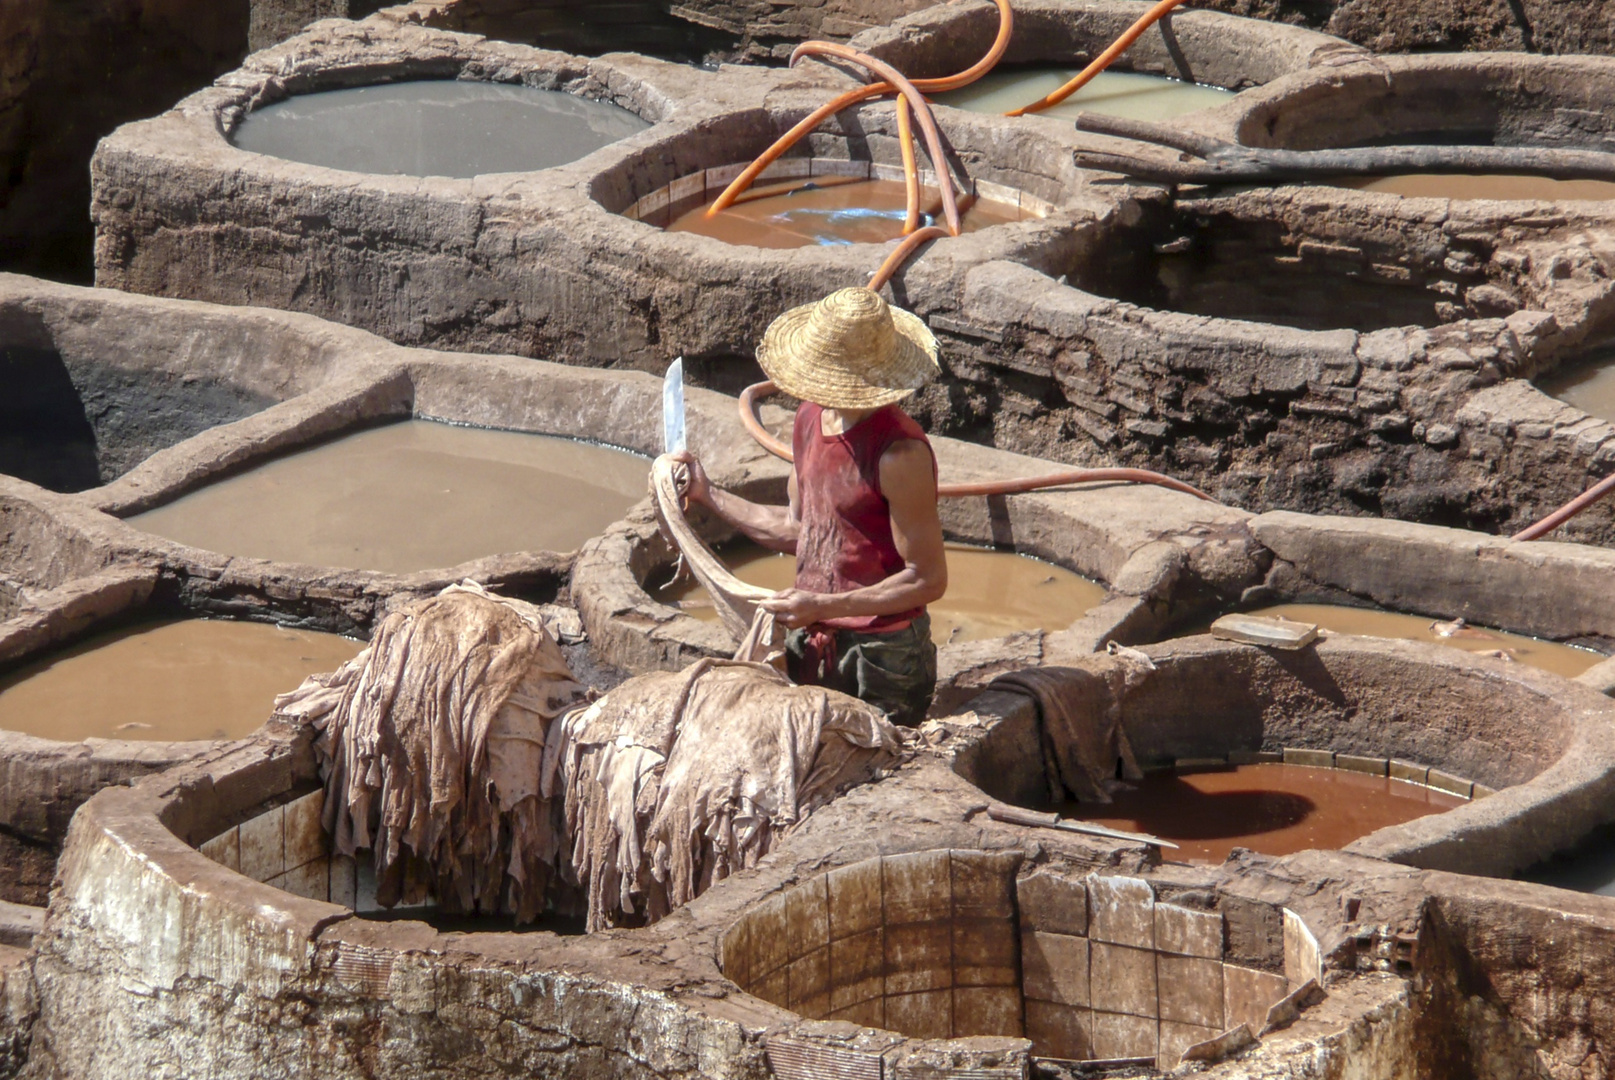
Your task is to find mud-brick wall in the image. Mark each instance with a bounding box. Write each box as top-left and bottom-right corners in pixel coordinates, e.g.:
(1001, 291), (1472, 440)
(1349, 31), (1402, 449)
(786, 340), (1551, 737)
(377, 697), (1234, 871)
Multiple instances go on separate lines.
(1192, 0), (1614, 56)
(664, 0), (934, 60)
(0, 0), (247, 284)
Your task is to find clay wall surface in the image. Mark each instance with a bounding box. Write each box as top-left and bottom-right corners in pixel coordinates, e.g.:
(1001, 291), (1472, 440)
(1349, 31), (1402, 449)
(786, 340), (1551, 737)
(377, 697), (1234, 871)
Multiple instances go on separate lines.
(0, 0), (247, 285)
(398, 0), (748, 62)
(1194, 0), (1615, 58)
(250, 0), (355, 52)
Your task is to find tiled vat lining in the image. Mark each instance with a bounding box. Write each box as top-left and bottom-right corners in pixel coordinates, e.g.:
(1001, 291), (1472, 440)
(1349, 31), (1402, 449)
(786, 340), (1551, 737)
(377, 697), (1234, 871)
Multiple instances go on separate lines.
(1166, 748), (1497, 800)
(720, 849), (1026, 1039)
(721, 856), (1319, 1067)
(199, 790), (378, 910)
(619, 156), (1053, 226)
(1017, 871), (1315, 1067)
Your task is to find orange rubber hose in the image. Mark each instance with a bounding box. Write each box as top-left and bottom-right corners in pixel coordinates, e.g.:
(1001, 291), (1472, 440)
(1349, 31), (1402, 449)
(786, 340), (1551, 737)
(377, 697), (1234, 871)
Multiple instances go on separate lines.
(870, 226), (949, 291)
(896, 96), (922, 234)
(787, 42), (963, 235)
(1512, 472), (1615, 541)
(738, 380), (1215, 501)
(1007, 0), (1191, 116)
(706, 0), (1013, 217)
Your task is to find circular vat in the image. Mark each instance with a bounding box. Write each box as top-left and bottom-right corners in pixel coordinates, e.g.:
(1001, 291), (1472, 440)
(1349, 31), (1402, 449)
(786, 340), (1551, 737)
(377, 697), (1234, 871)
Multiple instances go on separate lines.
(230, 79), (652, 178)
(1235, 53), (1615, 215)
(579, 105), (1082, 369)
(955, 634), (1615, 879)
(720, 852), (1308, 1067)
(88, 16), (704, 363)
(1067, 195), (1490, 334)
(0, 538), (367, 911)
(851, 0), (1358, 123)
(405, 0), (748, 64)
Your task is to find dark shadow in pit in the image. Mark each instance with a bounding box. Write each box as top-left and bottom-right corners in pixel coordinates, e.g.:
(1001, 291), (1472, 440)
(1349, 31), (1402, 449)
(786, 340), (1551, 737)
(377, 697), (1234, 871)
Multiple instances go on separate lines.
(0, 346), (101, 492)
(424, 0), (752, 65)
(356, 907), (587, 936)
(1071, 776), (1315, 842)
(1072, 210), (1450, 333)
(1520, 822), (1615, 897)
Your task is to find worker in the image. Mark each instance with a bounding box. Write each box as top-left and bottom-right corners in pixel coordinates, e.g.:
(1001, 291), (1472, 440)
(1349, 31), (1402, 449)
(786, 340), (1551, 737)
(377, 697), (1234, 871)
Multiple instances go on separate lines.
(673, 286), (948, 726)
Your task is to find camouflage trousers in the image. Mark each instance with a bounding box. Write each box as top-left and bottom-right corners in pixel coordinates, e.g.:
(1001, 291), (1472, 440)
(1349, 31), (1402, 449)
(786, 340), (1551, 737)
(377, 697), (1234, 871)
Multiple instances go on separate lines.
(784, 614), (938, 727)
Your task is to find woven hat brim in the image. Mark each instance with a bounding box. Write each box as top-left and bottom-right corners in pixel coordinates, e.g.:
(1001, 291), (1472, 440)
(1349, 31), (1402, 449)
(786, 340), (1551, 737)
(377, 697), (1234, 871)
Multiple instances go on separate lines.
(756, 302), (940, 410)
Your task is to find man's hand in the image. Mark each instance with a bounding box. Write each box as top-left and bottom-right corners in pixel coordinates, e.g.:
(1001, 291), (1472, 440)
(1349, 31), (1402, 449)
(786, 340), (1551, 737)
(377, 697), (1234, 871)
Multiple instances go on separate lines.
(668, 449), (712, 507)
(760, 588), (832, 628)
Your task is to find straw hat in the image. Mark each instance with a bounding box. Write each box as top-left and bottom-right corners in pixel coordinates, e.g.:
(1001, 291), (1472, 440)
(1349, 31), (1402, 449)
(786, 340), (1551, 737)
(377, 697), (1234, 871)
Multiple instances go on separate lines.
(756, 287), (940, 409)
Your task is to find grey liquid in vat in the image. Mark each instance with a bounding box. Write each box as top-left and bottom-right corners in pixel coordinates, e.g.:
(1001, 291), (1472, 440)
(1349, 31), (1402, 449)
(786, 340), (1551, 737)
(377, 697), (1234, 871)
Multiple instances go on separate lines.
(230, 80), (651, 177)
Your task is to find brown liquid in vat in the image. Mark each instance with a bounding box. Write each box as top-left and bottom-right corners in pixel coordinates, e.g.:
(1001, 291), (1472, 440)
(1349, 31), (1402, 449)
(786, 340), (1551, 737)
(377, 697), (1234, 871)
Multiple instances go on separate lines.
(0, 620), (363, 742)
(1240, 603), (1602, 678)
(662, 178), (1024, 248)
(1336, 174), (1615, 202)
(1538, 340), (1615, 424)
(1072, 763), (1468, 864)
(129, 421), (649, 574)
(653, 541), (1105, 644)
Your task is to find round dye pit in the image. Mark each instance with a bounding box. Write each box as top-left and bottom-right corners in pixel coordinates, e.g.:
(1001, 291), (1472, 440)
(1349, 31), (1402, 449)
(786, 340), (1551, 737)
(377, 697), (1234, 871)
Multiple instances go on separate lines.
(1073, 209), (1455, 333)
(1334, 174), (1615, 202)
(1071, 763), (1469, 865)
(127, 421), (649, 574)
(0, 619), (362, 742)
(230, 80), (651, 177)
(1538, 337), (1615, 423)
(651, 541), (1105, 643)
(933, 69), (1234, 122)
(660, 177), (1025, 248)
(1234, 603), (1603, 678)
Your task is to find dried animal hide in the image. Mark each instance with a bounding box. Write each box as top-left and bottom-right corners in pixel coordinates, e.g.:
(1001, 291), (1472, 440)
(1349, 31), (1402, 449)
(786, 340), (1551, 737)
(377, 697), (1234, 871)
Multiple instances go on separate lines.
(275, 582), (587, 921)
(989, 662), (1143, 804)
(544, 658), (900, 931)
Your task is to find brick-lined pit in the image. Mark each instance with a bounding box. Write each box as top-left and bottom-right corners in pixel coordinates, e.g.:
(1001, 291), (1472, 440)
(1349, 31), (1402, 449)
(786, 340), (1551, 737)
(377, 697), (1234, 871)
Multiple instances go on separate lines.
(718, 853), (1316, 1067)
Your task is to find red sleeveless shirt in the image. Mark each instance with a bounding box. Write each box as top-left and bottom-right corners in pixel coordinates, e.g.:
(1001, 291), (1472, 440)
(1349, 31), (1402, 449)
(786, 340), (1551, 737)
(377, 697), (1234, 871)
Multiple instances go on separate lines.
(792, 402), (936, 633)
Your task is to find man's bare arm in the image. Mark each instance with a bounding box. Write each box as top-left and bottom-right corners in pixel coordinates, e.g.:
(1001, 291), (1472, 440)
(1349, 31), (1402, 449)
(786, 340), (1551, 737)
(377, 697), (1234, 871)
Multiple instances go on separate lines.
(761, 439), (946, 627)
(670, 450), (799, 552)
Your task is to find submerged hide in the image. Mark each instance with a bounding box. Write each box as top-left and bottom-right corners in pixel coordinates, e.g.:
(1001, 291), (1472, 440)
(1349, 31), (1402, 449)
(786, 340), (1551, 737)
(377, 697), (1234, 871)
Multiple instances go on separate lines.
(546, 658), (901, 931)
(276, 582), (587, 921)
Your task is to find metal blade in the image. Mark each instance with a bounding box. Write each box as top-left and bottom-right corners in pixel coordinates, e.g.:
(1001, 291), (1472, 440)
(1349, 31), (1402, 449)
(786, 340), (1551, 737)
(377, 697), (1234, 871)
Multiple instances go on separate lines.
(662, 356), (686, 455)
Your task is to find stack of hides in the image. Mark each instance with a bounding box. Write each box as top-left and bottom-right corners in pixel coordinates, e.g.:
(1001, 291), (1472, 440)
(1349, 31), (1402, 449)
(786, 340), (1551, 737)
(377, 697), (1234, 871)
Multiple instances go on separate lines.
(278, 582), (901, 928)
(547, 657), (899, 931)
